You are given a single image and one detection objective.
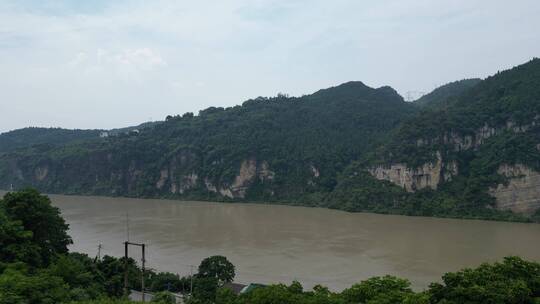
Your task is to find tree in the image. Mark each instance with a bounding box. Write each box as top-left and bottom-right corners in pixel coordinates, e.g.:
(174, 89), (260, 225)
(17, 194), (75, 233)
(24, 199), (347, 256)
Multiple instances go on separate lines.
(237, 284), (298, 304)
(46, 253), (105, 300)
(1, 189), (72, 266)
(198, 256), (235, 285)
(341, 276), (414, 304)
(97, 255), (141, 297)
(427, 256), (540, 303)
(215, 287), (238, 304)
(0, 265), (70, 304)
(149, 272), (183, 292)
(0, 208), (41, 266)
(191, 277), (219, 303)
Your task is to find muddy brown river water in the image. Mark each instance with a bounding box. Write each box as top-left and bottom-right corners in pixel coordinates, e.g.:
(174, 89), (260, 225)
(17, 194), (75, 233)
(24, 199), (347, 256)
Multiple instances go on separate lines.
(29, 193), (540, 290)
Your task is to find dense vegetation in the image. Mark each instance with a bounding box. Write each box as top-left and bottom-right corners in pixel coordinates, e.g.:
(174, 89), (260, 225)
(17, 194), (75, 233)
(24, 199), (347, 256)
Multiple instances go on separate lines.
(382, 58), (540, 166)
(413, 78), (481, 109)
(0, 122), (163, 155)
(1, 59), (540, 222)
(0, 127), (102, 154)
(1, 190), (540, 304)
(0, 81), (416, 199)
(336, 58), (540, 221)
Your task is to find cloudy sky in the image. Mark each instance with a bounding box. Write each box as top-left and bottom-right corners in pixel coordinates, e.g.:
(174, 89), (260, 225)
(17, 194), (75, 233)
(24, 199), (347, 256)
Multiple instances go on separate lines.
(0, 0), (539, 133)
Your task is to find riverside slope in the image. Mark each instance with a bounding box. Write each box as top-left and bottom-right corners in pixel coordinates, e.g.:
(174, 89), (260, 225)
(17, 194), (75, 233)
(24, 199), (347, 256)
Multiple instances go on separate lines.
(2, 58), (540, 222)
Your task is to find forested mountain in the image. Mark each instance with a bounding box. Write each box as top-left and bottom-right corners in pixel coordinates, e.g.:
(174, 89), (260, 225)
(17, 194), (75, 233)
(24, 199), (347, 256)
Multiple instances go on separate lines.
(1, 59), (540, 222)
(329, 58), (540, 221)
(107, 120), (163, 136)
(413, 78), (481, 108)
(0, 127), (102, 154)
(0, 122), (162, 154)
(0, 81), (416, 201)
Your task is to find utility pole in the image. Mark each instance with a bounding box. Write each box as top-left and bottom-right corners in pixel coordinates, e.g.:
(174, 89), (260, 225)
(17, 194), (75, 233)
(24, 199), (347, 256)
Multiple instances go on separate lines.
(123, 241), (147, 302)
(190, 265), (194, 295)
(124, 241), (129, 297)
(141, 244), (146, 303)
(97, 243), (102, 261)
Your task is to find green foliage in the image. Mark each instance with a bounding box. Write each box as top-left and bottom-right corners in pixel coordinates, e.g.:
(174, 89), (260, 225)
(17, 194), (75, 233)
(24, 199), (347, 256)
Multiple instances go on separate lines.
(0, 81), (415, 203)
(149, 271), (183, 292)
(1, 190), (540, 304)
(326, 161), (528, 222)
(413, 78), (481, 108)
(234, 281), (344, 304)
(2, 59), (540, 224)
(191, 277), (219, 303)
(0, 208), (41, 266)
(69, 300), (134, 304)
(0, 190), (150, 302)
(1, 189), (72, 267)
(215, 287), (238, 304)
(198, 256), (236, 285)
(341, 276), (413, 304)
(0, 127), (102, 154)
(380, 58), (540, 167)
(328, 59), (540, 222)
(0, 264), (70, 304)
(47, 253), (106, 300)
(428, 256), (540, 303)
(97, 255), (142, 298)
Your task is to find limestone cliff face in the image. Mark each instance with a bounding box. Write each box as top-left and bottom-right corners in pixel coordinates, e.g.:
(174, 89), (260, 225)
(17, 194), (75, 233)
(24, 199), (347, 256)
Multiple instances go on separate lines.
(489, 164), (540, 215)
(368, 152), (458, 192)
(206, 159), (275, 198)
(34, 166), (49, 181)
(156, 157), (276, 198)
(416, 119), (539, 152)
(370, 119), (539, 192)
(155, 150), (201, 194)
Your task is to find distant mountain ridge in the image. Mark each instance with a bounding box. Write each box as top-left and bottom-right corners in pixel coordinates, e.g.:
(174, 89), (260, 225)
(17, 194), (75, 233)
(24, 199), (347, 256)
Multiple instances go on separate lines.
(413, 78), (482, 108)
(0, 121), (162, 154)
(0, 127), (102, 154)
(0, 81), (416, 202)
(2, 58), (540, 222)
(341, 58), (540, 220)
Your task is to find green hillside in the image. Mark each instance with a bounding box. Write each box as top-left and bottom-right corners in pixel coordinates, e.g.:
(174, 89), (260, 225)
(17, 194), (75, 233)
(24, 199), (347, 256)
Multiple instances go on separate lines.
(413, 78), (481, 109)
(1, 59), (540, 222)
(328, 58), (540, 221)
(0, 82), (417, 201)
(0, 127), (102, 154)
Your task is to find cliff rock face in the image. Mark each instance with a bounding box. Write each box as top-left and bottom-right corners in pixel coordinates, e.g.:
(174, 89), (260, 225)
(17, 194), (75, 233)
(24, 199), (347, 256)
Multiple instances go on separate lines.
(153, 153), (275, 198)
(34, 166), (49, 181)
(368, 152), (458, 192)
(416, 120), (538, 152)
(206, 159), (275, 198)
(157, 150), (201, 194)
(490, 164), (540, 215)
(371, 119), (539, 193)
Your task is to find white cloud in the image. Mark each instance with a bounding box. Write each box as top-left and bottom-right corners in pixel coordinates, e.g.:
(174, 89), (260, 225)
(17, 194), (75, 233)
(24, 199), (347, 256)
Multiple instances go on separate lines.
(114, 48), (166, 70)
(66, 47), (166, 83)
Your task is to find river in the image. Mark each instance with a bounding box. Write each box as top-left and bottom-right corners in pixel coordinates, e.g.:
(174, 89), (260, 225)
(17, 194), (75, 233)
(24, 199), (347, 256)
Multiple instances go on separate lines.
(27, 193), (540, 290)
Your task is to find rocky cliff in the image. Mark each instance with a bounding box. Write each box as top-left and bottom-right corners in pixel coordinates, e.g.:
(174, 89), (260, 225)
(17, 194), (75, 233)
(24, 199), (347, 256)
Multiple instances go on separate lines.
(368, 152), (458, 192)
(490, 164), (540, 215)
